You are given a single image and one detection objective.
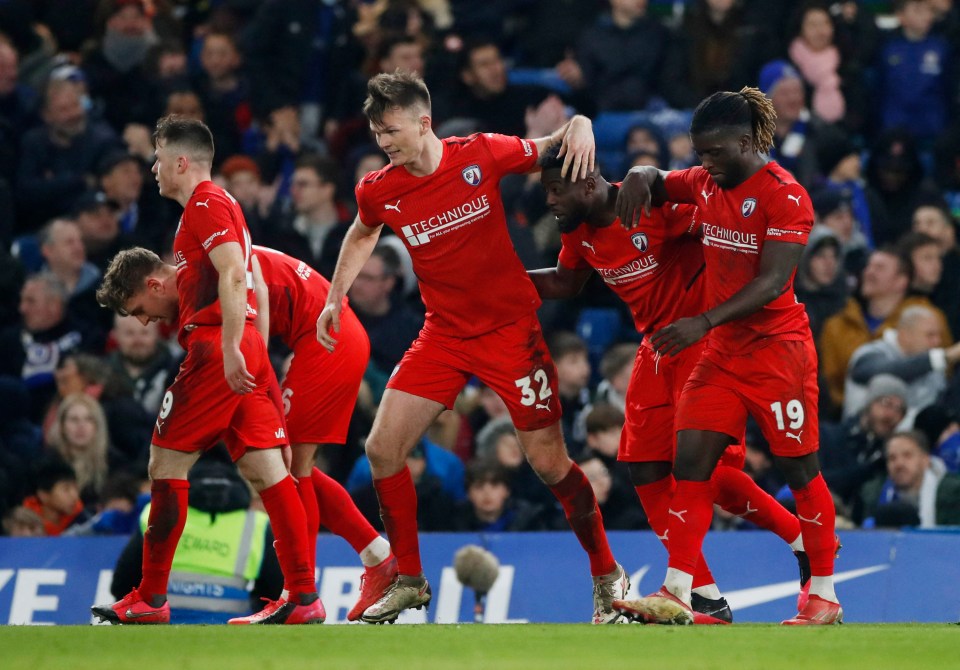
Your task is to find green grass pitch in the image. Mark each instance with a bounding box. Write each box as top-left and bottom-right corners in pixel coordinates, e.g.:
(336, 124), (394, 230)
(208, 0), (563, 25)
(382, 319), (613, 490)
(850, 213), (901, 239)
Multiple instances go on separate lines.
(1, 624), (956, 670)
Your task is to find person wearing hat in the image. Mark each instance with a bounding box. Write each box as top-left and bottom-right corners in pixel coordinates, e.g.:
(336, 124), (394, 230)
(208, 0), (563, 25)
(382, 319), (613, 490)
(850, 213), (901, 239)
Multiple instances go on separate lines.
(795, 224), (849, 342)
(821, 374), (910, 511)
(811, 186), (869, 280)
(108, 452), (285, 624)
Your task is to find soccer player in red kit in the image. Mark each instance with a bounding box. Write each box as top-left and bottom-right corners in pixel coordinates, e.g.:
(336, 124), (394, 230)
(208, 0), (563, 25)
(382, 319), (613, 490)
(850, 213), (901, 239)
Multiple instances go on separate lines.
(611, 88), (841, 625)
(530, 144), (808, 624)
(317, 71), (627, 624)
(91, 117), (322, 625)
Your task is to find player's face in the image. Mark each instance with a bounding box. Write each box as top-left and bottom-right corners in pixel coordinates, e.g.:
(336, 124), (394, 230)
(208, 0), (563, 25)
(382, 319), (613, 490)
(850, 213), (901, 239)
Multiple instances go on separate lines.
(371, 107), (427, 168)
(541, 168), (590, 233)
(691, 129), (751, 189)
(152, 140), (180, 199)
(122, 282), (178, 326)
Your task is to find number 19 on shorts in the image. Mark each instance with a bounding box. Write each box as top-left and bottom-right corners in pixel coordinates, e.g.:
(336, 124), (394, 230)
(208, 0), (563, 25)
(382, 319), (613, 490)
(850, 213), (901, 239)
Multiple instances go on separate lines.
(770, 399), (805, 442)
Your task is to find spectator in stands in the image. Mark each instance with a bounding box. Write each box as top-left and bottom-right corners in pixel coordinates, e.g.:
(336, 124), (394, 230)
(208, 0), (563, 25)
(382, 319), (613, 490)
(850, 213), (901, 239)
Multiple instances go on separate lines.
(911, 205), (960, 338)
(39, 218), (101, 298)
(0, 34), (38, 187)
(549, 331), (591, 454)
(106, 315), (179, 418)
(811, 188), (868, 282)
(820, 248), (950, 412)
(263, 154), (351, 278)
(914, 404), (960, 474)
(21, 458), (90, 536)
(474, 415), (556, 512)
(445, 38), (553, 138)
(452, 460), (553, 532)
(71, 192), (127, 273)
(556, 0), (669, 112)
(795, 225), (848, 343)
(875, 0), (952, 142)
(593, 343), (637, 414)
(44, 392), (111, 502)
(844, 305), (959, 422)
(861, 430), (960, 527)
(219, 155), (273, 240)
(580, 403), (642, 530)
(0, 273), (98, 422)
(899, 232), (944, 303)
(81, 0), (161, 132)
(63, 471), (143, 536)
(163, 88), (204, 123)
(2, 506), (45, 537)
(195, 31), (251, 165)
(787, 2), (846, 124)
(758, 59), (830, 187)
(17, 78), (121, 229)
(97, 150), (169, 250)
(865, 130), (942, 247)
(348, 245), (423, 401)
(516, 0), (601, 68)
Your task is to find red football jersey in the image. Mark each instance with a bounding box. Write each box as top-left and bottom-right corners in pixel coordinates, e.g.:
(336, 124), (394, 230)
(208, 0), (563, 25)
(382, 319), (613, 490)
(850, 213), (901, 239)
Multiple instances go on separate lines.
(173, 181), (256, 341)
(356, 133), (541, 338)
(558, 196), (706, 334)
(664, 162), (813, 354)
(252, 245), (343, 346)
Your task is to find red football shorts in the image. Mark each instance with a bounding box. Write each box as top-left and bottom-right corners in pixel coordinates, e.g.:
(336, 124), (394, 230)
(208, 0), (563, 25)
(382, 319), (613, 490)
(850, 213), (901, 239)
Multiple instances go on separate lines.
(282, 309), (370, 445)
(152, 323), (287, 460)
(676, 338), (819, 458)
(387, 313), (560, 432)
(620, 342), (744, 468)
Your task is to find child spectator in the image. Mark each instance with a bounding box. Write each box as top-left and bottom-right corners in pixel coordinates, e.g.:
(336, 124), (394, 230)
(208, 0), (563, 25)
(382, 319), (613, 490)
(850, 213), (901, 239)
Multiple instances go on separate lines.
(549, 331), (591, 454)
(22, 459), (90, 536)
(453, 461), (553, 532)
(581, 403), (642, 529)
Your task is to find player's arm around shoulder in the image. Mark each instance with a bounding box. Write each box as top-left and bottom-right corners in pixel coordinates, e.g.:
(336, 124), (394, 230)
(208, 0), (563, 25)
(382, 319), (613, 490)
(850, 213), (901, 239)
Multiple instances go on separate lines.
(616, 165), (671, 230)
(528, 261), (592, 300)
(530, 114), (595, 182)
(317, 214), (383, 352)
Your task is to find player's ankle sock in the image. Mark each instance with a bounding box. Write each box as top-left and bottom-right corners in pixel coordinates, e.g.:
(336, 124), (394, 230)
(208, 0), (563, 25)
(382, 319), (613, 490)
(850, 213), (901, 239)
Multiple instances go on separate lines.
(790, 534), (804, 552)
(261, 476), (316, 597)
(549, 463), (616, 576)
(713, 465), (802, 544)
(359, 536), (392, 567)
(296, 475), (320, 569)
(691, 583), (721, 600)
(139, 478), (190, 603)
(665, 479), (716, 576)
(792, 473), (838, 601)
(311, 467), (380, 554)
(634, 475), (715, 589)
(809, 576), (837, 603)
(374, 466), (422, 576)
(664, 568), (694, 605)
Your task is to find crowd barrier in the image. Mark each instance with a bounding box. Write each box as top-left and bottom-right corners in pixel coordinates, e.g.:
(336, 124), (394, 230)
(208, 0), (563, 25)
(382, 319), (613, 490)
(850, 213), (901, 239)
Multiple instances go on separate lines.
(1, 529), (957, 624)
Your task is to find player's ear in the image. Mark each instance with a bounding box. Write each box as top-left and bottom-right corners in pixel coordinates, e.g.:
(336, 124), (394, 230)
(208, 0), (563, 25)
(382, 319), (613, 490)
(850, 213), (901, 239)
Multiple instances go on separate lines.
(146, 276), (163, 293)
(419, 114), (431, 135)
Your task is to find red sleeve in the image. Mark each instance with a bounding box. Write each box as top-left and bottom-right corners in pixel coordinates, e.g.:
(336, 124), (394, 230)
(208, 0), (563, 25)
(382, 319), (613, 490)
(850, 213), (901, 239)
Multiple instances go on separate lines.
(663, 167), (705, 204)
(481, 133), (539, 177)
(189, 195), (242, 254)
(354, 176), (380, 228)
(558, 233), (590, 270)
(662, 203), (699, 237)
(764, 185), (813, 245)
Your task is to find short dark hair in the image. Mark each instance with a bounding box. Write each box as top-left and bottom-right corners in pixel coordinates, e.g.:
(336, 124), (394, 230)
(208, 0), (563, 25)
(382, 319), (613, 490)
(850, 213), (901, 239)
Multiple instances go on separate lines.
(295, 153), (340, 186)
(873, 245), (913, 280)
(34, 458), (77, 494)
(363, 71), (431, 126)
(690, 87), (777, 154)
(465, 460), (511, 490)
(457, 37), (499, 74)
(376, 34), (421, 64)
(897, 231), (940, 258)
(153, 114), (215, 164)
(585, 403), (625, 435)
(97, 247), (165, 315)
(548, 331), (588, 360)
(371, 244), (402, 277)
(887, 430), (931, 455)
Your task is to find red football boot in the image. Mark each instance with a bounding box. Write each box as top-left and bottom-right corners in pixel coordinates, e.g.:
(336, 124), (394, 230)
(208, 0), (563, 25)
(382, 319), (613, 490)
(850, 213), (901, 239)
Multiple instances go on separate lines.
(347, 554), (398, 622)
(91, 588), (170, 625)
(228, 595), (326, 625)
(781, 594), (843, 625)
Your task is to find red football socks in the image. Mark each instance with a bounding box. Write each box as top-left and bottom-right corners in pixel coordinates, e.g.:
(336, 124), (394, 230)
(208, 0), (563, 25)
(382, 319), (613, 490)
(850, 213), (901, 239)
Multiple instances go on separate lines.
(260, 476), (316, 596)
(296, 475), (320, 569)
(712, 465), (801, 544)
(665, 479), (716, 575)
(634, 475), (715, 588)
(549, 463), (616, 576)
(374, 466), (422, 576)
(311, 467), (379, 554)
(139, 478), (190, 604)
(792, 473), (837, 576)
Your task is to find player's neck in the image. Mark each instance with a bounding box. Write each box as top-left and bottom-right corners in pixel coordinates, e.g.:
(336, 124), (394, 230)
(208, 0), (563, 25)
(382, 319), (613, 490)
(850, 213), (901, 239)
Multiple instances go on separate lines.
(724, 156), (768, 190)
(174, 172), (212, 207)
(590, 180), (617, 228)
(404, 134), (443, 177)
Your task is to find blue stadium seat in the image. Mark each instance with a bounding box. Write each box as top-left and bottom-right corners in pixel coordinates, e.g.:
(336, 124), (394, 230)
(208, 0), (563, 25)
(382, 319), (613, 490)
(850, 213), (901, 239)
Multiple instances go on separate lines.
(575, 307), (622, 377)
(11, 234), (44, 273)
(508, 68), (572, 96)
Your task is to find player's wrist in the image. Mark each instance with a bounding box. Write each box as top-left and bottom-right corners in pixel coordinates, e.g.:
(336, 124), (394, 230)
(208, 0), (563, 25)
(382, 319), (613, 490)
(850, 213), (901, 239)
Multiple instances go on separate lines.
(700, 313), (714, 330)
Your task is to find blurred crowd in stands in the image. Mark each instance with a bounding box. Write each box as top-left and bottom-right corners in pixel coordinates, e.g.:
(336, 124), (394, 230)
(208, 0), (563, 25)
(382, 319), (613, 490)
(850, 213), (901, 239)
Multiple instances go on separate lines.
(2, 0), (960, 539)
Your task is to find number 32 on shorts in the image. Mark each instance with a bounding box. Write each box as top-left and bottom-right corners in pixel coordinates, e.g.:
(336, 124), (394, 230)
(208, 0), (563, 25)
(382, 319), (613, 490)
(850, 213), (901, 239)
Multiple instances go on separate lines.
(770, 399), (804, 440)
(515, 368), (553, 410)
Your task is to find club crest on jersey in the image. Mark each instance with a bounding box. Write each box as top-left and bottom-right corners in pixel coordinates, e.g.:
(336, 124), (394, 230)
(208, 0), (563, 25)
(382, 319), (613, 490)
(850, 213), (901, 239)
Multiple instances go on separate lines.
(462, 164), (482, 186)
(631, 232), (649, 252)
(741, 198), (757, 218)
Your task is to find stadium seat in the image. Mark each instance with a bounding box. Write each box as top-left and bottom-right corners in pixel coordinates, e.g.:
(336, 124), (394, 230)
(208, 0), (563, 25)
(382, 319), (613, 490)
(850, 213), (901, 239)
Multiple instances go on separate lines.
(575, 307), (622, 377)
(508, 68), (572, 96)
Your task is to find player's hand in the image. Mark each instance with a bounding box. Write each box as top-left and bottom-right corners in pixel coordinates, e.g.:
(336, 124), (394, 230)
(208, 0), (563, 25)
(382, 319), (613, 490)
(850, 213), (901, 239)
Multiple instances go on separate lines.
(558, 115), (595, 182)
(223, 347), (256, 394)
(616, 167), (653, 229)
(650, 316), (709, 357)
(316, 302), (341, 353)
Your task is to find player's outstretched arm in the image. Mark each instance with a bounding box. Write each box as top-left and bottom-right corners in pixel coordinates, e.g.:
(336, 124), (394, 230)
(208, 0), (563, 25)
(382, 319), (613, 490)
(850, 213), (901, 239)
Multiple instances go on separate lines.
(616, 165), (669, 230)
(250, 254), (269, 342)
(531, 114), (594, 181)
(210, 241), (257, 394)
(650, 240), (804, 357)
(528, 264), (592, 300)
(317, 215), (383, 352)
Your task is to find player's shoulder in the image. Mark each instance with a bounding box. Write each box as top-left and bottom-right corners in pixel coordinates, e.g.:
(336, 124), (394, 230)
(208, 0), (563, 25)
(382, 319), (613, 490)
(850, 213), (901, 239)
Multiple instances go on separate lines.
(187, 182), (238, 213)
